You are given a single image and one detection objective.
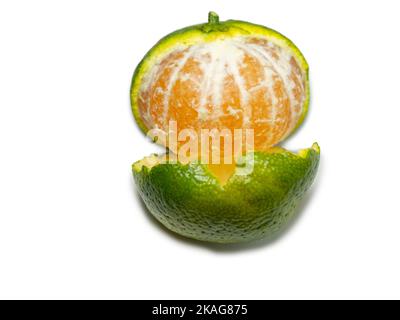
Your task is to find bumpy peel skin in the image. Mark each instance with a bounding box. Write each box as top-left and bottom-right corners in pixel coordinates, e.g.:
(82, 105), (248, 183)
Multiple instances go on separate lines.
(133, 144), (320, 244)
(131, 13), (309, 151)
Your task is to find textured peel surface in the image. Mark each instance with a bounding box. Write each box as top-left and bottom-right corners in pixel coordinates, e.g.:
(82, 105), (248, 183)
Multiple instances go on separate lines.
(132, 143), (319, 243)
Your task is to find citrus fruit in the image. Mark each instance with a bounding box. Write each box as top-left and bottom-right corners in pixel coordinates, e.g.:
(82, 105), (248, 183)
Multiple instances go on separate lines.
(130, 12), (309, 152)
(133, 143), (319, 244)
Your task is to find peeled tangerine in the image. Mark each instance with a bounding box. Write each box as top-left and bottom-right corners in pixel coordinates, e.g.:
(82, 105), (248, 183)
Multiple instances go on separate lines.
(131, 12), (309, 152)
(130, 13), (319, 244)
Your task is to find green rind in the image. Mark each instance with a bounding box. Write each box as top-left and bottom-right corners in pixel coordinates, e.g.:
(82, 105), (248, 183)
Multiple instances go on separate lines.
(133, 144), (319, 244)
(130, 17), (310, 138)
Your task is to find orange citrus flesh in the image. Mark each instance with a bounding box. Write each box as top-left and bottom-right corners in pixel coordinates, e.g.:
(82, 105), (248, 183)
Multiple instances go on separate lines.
(207, 162), (237, 186)
(137, 36), (307, 153)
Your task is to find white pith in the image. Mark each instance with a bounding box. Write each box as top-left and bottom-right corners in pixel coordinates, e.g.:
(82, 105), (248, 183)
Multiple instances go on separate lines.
(138, 36), (306, 142)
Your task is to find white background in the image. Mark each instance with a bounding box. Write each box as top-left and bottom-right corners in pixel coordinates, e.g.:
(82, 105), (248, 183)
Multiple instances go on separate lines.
(1, 0), (399, 300)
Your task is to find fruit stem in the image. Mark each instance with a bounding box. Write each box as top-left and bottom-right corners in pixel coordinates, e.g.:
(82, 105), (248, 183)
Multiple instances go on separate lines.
(208, 11), (219, 24)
